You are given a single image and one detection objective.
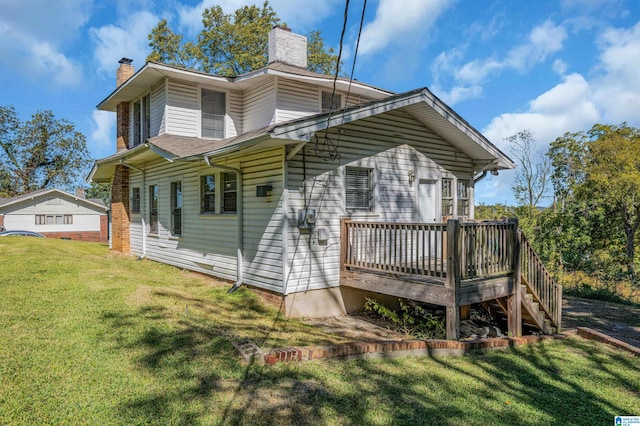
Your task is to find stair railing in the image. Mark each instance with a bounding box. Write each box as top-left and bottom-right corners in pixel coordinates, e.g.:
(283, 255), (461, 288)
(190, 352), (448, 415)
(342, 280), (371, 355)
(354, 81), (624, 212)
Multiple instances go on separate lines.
(519, 231), (563, 331)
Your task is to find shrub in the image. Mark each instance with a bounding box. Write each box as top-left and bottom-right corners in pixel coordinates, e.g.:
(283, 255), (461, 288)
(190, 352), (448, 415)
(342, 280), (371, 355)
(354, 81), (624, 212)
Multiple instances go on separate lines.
(363, 298), (446, 339)
(558, 271), (640, 305)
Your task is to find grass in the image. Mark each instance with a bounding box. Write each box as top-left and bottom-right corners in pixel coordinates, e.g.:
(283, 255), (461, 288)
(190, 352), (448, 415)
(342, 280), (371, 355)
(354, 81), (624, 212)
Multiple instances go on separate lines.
(1, 238), (639, 425)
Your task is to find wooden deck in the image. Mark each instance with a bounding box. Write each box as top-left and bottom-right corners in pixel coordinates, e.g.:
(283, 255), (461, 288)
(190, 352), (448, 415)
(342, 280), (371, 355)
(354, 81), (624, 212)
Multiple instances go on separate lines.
(339, 218), (562, 339)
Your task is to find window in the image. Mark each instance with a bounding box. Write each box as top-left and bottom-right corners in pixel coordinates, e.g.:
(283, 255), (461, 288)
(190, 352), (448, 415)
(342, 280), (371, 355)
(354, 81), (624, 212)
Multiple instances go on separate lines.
(345, 167), (373, 212)
(35, 215), (72, 225)
(201, 89), (225, 139)
(131, 187), (141, 214)
(201, 175), (216, 213)
(132, 95), (150, 147)
(149, 185), (158, 234)
(222, 173), (237, 213)
(457, 180), (470, 217)
(171, 181), (182, 236)
(442, 178), (453, 217)
(322, 91), (342, 113)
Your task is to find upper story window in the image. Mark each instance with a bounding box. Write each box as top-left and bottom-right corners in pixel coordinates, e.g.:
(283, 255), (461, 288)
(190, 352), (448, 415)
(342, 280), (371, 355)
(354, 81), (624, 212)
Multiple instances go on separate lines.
(202, 89), (225, 139)
(133, 95), (150, 147)
(346, 167), (373, 212)
(322, 91), (342, 113)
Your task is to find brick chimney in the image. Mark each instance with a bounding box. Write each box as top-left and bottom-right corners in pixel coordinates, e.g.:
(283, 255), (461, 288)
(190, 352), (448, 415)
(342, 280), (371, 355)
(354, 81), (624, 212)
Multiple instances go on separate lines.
(111, 58), (133, 253)
(75, 188), (86, 199)
(268, 26), (307, 68)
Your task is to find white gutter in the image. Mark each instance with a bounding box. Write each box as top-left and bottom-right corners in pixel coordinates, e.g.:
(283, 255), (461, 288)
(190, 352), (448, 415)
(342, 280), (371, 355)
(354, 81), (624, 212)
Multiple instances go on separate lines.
(120, 159), (147, 258)
(204, 155), (244, 291)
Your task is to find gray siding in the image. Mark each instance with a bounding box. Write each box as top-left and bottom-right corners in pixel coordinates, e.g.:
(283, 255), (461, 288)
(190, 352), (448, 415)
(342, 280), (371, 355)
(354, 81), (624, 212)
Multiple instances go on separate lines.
(227, 89), (242, 138)
(243, 78), (276, 131)
(284, 110), (475, 294)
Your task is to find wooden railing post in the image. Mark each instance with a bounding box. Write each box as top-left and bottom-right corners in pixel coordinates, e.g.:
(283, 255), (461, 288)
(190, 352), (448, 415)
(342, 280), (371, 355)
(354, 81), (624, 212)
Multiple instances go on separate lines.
(340, 217), (349, 273)
(507, 218), (522, 337)
(446, 219), (461, 340)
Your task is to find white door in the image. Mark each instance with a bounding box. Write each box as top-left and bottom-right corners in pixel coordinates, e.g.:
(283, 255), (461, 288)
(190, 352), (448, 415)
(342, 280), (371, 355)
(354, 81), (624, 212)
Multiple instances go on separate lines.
(418, 180), (437, 223)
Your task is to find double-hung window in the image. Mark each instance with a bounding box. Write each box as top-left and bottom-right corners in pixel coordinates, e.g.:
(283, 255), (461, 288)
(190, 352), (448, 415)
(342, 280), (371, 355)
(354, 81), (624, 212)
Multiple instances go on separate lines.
(201, 175), (216, 213)
(201, 89), (225, 139)
(149, 185), (158, 234)
(345, 167), (373, 212)
(35, 215), (72, 225)
(131, 187), (141, 214)
(441, 178), (453, 217)
(457, 180), (470, 217)
(132, 95), (150, 147)
(221, 173), (237, 214)
(171, 181), (182, 236)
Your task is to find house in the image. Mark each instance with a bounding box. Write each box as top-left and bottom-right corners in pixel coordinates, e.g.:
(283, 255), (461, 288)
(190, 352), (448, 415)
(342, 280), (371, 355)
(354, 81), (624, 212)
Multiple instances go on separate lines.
(0, 188), (108, 242)
(90, 26), (562, 338)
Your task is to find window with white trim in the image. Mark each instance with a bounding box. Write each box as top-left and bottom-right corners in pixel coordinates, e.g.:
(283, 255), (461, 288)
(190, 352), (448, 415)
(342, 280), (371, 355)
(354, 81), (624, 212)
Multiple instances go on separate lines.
(35, 215), (72, 225)
(221, 173), (237, 213)
(131, 187), (141, 214)
(201, 89), (225, 139)
(345, 167), (373, 212)
(201, 175), (216, 214)
(149, 185), (158, 234)
(171, 181), (182, 236)
(457, 180), (470, 217)
(442, 178), (453, 217)
(132, 95), (150, 147)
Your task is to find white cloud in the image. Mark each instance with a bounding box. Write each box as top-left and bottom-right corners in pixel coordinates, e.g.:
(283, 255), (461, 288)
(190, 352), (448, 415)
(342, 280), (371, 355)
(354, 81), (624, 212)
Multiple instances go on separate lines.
(359, 0), (453, 56)
(434, 84), (483, 105)
(90, 110), (115, 157)
(0, 0), (90, 88)
(90, 11), (160, 76)
(552, 59), (568, 75)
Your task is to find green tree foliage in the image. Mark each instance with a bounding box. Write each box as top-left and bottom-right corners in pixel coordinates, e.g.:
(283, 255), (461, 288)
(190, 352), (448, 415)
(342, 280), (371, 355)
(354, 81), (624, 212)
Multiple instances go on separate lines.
(147, 2), (340, 76)
(0, 105), (90, 197)
(86, 183), (112, 206)
(545, 123), (640, 283)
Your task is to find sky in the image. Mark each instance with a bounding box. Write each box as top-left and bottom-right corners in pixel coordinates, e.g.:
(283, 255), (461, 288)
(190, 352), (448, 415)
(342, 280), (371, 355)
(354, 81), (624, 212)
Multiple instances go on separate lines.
(1, 0), (639, 206)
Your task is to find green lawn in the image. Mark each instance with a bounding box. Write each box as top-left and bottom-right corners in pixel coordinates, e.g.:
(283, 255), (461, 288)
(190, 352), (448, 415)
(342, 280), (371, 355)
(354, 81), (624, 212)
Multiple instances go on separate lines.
(1, 238), (638, 425)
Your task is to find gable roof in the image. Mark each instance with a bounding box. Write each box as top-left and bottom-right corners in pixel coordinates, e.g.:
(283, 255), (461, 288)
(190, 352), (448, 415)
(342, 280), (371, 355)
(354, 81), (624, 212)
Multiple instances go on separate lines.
(0, 188), (108, 211)
(98, 61), (392, 112)
(89, 86), (514, 183)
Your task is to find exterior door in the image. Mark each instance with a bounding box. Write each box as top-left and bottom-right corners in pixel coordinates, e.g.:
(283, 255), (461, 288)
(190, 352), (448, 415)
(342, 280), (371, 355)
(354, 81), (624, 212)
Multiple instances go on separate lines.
(418, 180), (437, 223)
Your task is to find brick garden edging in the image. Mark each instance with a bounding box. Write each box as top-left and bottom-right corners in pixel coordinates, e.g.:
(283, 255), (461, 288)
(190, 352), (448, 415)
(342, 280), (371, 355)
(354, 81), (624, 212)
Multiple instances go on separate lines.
(262, 333), (574, 365)
(576, 327), (640, 356)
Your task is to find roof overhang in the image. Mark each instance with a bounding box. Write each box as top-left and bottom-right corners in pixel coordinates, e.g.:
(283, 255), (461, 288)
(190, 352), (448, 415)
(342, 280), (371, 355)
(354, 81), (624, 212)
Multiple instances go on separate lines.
(88, 143), (176, 183)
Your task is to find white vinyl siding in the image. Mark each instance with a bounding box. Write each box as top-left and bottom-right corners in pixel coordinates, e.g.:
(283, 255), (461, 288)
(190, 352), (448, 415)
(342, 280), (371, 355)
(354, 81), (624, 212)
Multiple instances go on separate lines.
(165, 80), (198, 137)
(276, 78), (321, 121)
(285, 110), (475, 294)
(243, 78), (276, 131)
(126, 147), (285, 290)
(151, 83), (166, 136)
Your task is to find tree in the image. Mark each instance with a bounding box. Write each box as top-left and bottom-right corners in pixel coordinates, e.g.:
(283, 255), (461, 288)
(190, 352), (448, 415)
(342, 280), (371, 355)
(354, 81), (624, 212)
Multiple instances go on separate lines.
(0, 105), (90, 197)
(147, 2), (340, 76)
(507, 130), (551, 219)
(86, 182), (111, 206)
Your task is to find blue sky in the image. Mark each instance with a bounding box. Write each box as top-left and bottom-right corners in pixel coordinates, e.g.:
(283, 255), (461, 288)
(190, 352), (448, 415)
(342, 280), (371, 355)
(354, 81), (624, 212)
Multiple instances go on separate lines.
(1, 0), (639, 205)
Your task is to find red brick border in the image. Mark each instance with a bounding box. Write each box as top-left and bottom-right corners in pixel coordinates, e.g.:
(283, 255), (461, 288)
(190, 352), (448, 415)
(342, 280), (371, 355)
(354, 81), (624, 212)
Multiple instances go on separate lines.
(576, 327), (640, 356)
(263, 333), (574, 365)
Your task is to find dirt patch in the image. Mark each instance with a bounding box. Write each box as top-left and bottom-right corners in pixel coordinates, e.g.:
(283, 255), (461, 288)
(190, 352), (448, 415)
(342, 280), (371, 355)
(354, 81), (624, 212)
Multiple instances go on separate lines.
(302, 296), (640, 348)
(562, 296), (640, 348)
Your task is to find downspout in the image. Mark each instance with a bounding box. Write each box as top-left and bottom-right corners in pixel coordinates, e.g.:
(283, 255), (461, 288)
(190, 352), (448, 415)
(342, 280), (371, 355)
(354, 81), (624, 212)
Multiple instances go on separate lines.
(120, 159), (146, 258)
(204, 155), (244, 292)
(473, 170), (488, 184)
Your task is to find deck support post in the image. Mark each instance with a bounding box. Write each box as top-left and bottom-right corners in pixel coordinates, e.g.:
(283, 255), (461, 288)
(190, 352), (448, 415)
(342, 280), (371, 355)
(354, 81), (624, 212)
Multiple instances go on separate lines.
(507, 219), (522, 337)
(445, 219), (461, 340)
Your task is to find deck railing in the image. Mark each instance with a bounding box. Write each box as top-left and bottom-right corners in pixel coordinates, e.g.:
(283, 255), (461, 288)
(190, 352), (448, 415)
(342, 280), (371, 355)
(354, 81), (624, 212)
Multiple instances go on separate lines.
(341, 221), (448, 279)
(520, 232), (563, 329)
(341, 219), (518, 281)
